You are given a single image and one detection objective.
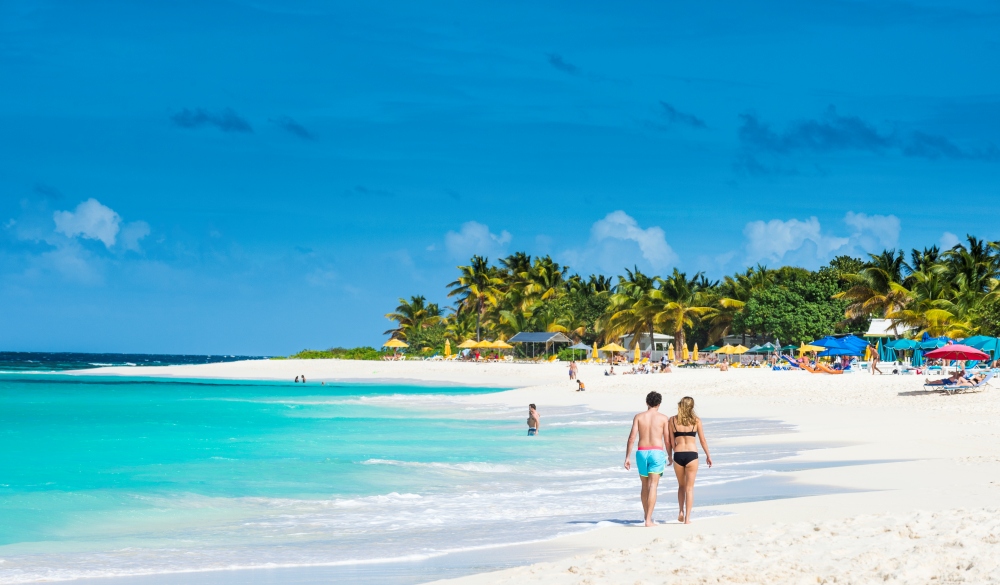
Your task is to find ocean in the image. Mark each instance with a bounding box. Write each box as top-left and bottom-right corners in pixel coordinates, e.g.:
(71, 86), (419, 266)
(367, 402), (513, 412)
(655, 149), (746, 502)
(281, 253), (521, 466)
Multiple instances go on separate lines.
(0, 371), (857, 584)
(0, 352), (267, 373)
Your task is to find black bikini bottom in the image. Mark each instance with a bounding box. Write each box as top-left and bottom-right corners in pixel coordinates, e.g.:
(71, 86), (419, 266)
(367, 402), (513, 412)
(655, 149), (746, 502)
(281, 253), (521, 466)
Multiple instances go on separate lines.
(673, 452), (698, 467)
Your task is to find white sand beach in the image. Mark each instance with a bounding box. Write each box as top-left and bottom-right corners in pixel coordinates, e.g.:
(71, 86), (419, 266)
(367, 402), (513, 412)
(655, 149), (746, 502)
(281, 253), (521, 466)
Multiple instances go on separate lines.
(77, 360), (1000, 584)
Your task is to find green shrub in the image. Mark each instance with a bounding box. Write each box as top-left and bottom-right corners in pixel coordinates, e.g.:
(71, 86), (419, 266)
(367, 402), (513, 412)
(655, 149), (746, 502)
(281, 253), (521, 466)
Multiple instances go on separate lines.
(288, 346), (390, 361)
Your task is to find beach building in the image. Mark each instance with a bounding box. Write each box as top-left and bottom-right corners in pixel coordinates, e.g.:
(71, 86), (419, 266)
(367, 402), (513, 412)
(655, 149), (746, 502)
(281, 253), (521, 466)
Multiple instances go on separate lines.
(620, 333), (675, 361)
(865, 318), (915, 338)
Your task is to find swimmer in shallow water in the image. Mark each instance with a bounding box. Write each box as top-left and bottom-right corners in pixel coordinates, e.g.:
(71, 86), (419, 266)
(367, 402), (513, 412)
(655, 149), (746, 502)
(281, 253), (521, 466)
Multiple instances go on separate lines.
(527, 404), (540, 436)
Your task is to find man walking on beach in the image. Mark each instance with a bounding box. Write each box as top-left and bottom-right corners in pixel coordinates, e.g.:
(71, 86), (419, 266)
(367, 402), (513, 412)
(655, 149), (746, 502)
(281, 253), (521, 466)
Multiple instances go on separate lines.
(624, 391), (670, 526)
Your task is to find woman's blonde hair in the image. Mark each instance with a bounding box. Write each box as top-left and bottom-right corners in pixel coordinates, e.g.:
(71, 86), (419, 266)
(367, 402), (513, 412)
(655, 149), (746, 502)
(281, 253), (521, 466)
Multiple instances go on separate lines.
(676, 396), (698, 427)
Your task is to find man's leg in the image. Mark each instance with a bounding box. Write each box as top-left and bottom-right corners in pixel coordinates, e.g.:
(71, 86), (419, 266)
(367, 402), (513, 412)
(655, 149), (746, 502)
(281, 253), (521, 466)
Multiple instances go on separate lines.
(645, 473), (661, 526)
(639, 475), (650, 521)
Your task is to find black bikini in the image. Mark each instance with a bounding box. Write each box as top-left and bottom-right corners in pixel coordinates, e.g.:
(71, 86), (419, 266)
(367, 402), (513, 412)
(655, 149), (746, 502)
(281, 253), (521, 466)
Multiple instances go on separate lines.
(672, 422), (699, 467)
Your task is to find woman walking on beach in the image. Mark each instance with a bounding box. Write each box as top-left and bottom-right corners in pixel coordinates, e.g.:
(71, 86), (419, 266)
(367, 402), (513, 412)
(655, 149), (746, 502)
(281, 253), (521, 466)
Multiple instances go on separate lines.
(668, 397), (712, 524)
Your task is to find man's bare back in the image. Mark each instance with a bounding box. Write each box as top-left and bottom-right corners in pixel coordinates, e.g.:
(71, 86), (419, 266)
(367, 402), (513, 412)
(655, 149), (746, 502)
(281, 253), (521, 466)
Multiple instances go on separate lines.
(632, 408), (670, 450)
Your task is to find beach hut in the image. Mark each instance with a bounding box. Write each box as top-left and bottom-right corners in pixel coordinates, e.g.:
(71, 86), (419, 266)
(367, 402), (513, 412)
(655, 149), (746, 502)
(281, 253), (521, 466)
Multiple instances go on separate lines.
(508, 332), (572, 359)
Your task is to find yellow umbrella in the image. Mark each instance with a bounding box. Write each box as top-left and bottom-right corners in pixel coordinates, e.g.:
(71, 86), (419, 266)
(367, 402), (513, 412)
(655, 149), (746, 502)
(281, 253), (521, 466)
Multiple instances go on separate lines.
(474, 340), (495, 349)
(668, 343), (675, 361)
(731, 344), (749, 355)
(457, 339), (478, 349)
(599, 343), (627, 352)
(798, 343), (826, 354)
(715, 344), (734, 354)
(593, 341), (599, 362)
(444, 339), (451, 357)
(693, 343), (699, 361)
(633, 345), (640, 363)
(493, 339), (513, 349)
(383, 338), (409, 348)
(682, 345), (690, 361)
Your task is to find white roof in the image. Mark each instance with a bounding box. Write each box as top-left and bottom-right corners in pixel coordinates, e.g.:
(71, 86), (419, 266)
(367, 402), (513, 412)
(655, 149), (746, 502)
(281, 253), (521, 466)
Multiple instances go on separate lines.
(621, 333), (674, 341)
(866, 319), (914, 337)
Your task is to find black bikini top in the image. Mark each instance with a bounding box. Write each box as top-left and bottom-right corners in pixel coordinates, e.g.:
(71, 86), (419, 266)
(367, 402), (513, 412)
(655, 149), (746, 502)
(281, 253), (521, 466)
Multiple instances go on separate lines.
(673, 419), (697, 437)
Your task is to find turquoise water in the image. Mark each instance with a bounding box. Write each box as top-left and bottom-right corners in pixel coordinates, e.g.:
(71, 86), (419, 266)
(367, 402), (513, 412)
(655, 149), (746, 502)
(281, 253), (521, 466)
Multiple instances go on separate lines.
(0, 374), (839, 583)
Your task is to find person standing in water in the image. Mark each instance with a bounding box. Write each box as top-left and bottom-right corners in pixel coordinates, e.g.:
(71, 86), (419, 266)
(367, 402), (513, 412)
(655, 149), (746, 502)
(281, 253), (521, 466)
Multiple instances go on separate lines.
(668, 396), (712, 524)
(527, 404), (540, 436)
(624, 391), (670, 527)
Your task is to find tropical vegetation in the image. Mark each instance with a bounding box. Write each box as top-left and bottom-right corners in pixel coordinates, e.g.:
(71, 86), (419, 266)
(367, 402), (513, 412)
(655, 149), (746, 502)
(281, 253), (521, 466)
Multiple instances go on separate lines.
(378, 236), (1000, 355)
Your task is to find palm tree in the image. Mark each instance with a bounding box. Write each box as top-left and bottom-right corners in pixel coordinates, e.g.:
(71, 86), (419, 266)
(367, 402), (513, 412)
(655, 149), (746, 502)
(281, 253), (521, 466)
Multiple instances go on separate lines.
(653, 268), (715, 349)
(599, 268), (660, 349)
(447, 256), (504, 341)
(383, 295), (442, 340)
(834, 250), (909, 321)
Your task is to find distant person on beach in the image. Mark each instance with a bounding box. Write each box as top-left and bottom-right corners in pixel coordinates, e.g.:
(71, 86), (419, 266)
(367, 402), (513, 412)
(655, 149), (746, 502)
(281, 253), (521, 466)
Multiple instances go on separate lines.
(668, 396), (712, 524)
(870, 350), (882, 375)
(568, 361), (578, 381)
(624, 391), (670, 527)
(527, 404), (540, 436)
(294, 376), (300, 383)
(577, 380), (586, 391)
(301, 375), (306, 383)
(605, 366), (615, 376)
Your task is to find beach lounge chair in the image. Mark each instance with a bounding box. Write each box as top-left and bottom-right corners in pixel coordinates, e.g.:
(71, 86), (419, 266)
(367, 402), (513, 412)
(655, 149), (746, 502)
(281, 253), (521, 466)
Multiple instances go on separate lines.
(925, 372), (994, 395)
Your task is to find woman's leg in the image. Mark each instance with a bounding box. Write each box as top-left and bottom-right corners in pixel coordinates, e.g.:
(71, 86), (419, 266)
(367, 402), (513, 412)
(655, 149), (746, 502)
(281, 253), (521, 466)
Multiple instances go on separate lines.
(682, 460), (700, 524)
(672, 462), (686, 522)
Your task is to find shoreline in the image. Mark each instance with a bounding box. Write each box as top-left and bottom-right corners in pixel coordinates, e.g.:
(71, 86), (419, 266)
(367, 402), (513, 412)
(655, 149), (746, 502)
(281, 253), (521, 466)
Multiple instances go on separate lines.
(29, 360), (1000, 583)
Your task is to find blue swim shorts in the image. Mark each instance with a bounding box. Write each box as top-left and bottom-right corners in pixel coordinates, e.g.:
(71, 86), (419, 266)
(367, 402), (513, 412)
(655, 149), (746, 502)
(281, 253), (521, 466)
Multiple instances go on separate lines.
(635, 448), (666, 477)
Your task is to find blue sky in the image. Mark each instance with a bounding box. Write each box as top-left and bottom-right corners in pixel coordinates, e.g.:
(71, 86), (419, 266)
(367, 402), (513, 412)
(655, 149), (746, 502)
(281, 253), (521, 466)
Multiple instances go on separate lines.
(2, 0), (999, 354)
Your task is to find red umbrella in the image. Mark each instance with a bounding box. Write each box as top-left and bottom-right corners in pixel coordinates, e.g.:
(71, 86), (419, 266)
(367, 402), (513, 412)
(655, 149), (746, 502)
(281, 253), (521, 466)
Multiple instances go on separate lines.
(922, 344), (989, 361)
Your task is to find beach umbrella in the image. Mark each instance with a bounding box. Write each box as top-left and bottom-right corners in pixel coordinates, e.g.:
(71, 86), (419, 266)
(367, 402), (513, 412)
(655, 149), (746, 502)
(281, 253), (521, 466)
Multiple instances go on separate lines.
(457, 339), (478, 349)
(444, 340), (451, 357)
(912, 348), (923, 367)
(599, 342), (627, 362)
(703, 345), (721, 352)
(494, 339), (514, 349)
(780, 345), (798, 352)
(746, 344), (763, 354)
(693, 343), (699, 361)
(668, 343), (675, 361)
(682, 345), (690, 361)
(715, 344), (734, 354)
(383, 339), (409, 348)
(567, 342), (590, 361)
(923, 344), (989, 362)
(731, 345), (749, 354)
(593, 341), (599, 361)
(473, 340), (495, 349)
(886, 339), (919, 350)
(798, 343), (825, 354)
(634, 345), (640, 363)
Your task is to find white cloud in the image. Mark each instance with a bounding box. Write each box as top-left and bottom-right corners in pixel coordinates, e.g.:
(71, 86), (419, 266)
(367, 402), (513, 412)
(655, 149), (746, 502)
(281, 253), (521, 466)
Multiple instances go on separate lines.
(53, 198), (121, 248)
(843, 211), (900, 251)
(119, 221), (151, 252)
(939, 231), (960, 250)
(51, 198), (149, 252)
(743, 211), (901, 267)
(590, 211), (677, 269)
(444, 221), (512, 259)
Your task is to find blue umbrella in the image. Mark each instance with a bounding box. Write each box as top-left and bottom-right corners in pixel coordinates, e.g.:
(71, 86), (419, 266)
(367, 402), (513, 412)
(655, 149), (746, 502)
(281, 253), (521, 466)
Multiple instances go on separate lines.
(912, 348), (923, 367)
(886, 339), (919, 350)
